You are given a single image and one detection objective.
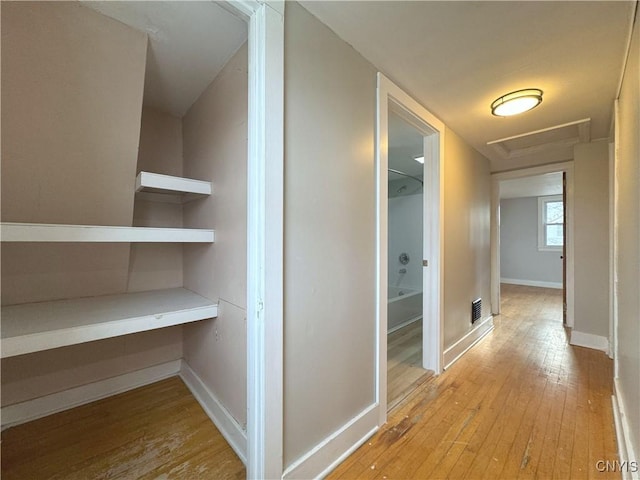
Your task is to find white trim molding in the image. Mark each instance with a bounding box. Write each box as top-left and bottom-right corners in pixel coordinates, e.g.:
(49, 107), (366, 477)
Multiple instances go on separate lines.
(180, 361), (247, 465)
(501, 278), (563, 289)
(1, 360), (181, 430)
(443, 316), (494, 370)
(569, 330), (610, 353)
(226, 0), (285, 478)
(611, 103), (620, 373)
(608, 143), (616, 362)
(282, 404), (378, 480)
(491, 176), (501, 315)
(612, 379), (640, 480)
(387, 315), (422, 334)
(488, 118), (591, 160)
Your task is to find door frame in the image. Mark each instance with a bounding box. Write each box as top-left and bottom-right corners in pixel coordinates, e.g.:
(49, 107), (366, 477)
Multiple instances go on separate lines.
(376, 73), (445, 425)
(228, 1), (284, 479)
(610, 101), (619, 368)
(490, 161), (575, 328)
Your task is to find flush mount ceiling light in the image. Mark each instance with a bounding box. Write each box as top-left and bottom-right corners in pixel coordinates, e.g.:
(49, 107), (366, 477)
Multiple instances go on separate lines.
(414, 155), (424, 164)
(491, 88), (543, 117)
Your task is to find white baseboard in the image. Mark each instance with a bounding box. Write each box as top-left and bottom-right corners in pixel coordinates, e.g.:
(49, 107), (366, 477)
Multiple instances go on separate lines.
(1, 359), (181, 430)
(570, 330), (609, 353)
(501, 278), (563, 289)
(613, 379), (640, 480)
(179, 360), (247, 465)
(388, 315), (422, 334)
(282, 403), (378, 480)
(443, 316), (494, 370)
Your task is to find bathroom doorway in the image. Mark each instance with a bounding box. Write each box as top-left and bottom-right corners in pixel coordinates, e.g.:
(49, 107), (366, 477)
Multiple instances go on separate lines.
(386, 111), (429, 409)
(376, 73), (445, 422)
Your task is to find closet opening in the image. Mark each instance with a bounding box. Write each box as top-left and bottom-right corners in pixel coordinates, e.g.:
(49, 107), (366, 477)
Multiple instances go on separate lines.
(0, 2), (263, 477)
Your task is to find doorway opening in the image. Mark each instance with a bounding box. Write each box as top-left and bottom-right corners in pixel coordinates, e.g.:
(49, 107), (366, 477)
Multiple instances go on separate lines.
(491, 162), (574, 330)
(386, 111), (428, 409)
(497, 172), (566, 325)
(376, 73), (444, 423)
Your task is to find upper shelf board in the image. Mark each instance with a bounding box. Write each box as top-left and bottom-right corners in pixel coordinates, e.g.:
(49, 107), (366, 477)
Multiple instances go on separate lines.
(0, 223), (214, 243)
(1, 288), (218, 358)
(135, 171), (211, 203)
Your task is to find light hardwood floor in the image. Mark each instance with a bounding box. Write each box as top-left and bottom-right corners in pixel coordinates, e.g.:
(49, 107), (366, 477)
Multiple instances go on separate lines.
(387, 320), (432, 410)
(1, 377), (245, 480)
(328, 284), (619, 479)
(2, 285), (618, 479)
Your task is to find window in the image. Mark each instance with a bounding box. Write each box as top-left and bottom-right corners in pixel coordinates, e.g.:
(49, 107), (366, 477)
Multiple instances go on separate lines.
(538, 195), (564, 251)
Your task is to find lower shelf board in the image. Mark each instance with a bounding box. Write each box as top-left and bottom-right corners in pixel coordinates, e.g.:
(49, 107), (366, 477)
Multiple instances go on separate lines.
(1, 288), (218, 358)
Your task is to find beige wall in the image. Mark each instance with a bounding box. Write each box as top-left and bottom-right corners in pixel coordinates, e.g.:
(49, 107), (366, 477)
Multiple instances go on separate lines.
(1, 328), (182, 407)
(615, 13), (640, 461)
(491, 148), (574, 173)
(1, 2), (146, 305)
(443, 128), (492, 347)
(0, 2), (187, 406)
(128, 107), (184, 293)
(136, 107), (184, 177)
(283, 2), (493, 469)
(1, 2), (146, 226)
(182, 44), (249, 428)
(500, 197), (563, 285)
(573, 141), (610, 337)
(283, 3), (377, 467)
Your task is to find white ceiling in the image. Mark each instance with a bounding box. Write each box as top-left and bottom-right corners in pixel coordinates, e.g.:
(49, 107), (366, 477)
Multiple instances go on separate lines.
(301, 1), (635, 171)
(82, 1), (247, 117)
(500, 172), (563, 199)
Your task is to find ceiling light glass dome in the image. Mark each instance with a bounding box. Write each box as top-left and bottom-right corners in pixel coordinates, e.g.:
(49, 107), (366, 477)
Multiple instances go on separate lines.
(491, 88), (543, 117)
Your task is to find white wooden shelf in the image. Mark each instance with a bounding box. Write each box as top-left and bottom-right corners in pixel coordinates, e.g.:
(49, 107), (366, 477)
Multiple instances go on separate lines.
(1, 288), (218, 358)
(135, 171), (211, 203)
(0, 223), (214, 243)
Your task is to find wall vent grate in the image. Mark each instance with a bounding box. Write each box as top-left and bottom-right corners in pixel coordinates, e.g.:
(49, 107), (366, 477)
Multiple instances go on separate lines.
(471, 298), (482, 324)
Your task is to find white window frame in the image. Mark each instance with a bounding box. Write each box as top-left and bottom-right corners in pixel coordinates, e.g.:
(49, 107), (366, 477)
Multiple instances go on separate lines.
(538, 194), (564, 251)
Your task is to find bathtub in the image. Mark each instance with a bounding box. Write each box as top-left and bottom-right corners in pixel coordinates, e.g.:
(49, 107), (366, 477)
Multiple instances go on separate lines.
(388, 286), (422, 333)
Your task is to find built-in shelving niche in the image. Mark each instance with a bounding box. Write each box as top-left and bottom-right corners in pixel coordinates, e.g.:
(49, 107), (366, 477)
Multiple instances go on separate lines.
(1, 287), (217, 358)
(1, 1), (249, 468)
(0, 170), (216, 358)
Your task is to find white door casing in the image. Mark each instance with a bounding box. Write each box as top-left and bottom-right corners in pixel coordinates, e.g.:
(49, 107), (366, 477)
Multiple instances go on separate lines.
(376, 73), (445, 425)
(227, 1), (285, 479)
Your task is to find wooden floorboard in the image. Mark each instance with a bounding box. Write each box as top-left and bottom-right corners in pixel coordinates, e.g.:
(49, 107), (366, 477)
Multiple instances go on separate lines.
(2, 285), (619, 479)
(1, 376), (245, 480)
(328, 284), (619, 480)
(387, 320), (432, 410)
